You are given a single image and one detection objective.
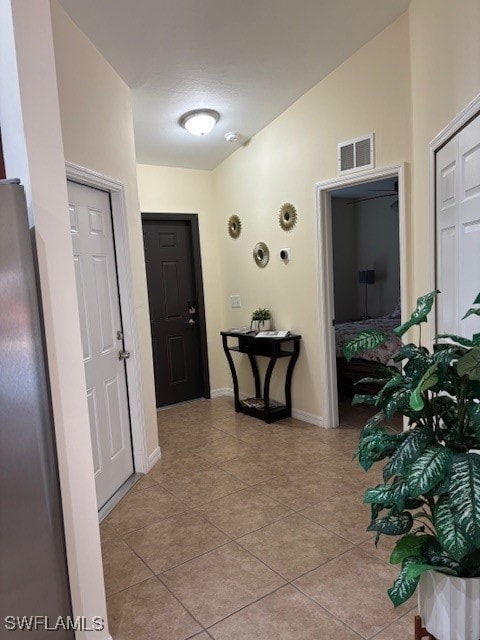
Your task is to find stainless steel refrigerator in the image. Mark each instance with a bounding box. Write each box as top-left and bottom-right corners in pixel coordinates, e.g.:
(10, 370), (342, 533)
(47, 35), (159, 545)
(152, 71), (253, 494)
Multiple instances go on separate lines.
(0, 180), (73, 637)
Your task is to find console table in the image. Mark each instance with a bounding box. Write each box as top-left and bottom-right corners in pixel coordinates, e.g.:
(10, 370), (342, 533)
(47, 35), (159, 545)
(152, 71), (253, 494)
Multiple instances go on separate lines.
(221, 331), (301, 424)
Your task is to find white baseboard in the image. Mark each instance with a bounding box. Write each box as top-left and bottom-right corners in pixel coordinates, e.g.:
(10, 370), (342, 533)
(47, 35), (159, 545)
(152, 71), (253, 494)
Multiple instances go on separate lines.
(212, 387), (325, 428)
(291, 408), (324, 428)
(147, 446), (161, 470)
(211, 388), (233, 398)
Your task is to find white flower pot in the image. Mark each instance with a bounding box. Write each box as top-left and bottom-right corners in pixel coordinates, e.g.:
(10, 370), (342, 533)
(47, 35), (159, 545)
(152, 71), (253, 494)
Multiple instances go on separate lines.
(418, 571), (480, 640)
(251, 319), (271, 331)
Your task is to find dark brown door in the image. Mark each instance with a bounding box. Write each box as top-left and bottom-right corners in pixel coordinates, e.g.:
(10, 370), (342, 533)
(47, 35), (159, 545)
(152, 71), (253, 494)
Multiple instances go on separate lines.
(142, 215), (209, 407)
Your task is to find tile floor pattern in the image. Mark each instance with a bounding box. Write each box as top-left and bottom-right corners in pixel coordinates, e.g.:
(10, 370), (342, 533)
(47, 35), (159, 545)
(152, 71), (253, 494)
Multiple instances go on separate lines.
(102, 397), (416, 639)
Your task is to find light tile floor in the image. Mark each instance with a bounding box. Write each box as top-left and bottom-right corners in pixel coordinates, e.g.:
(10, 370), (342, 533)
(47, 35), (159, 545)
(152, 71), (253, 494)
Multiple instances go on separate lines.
(102, 396), (416, 640)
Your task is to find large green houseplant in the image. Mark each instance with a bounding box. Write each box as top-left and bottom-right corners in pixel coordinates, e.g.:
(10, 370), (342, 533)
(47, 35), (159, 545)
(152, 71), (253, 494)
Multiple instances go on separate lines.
(344, 290), (480, 608)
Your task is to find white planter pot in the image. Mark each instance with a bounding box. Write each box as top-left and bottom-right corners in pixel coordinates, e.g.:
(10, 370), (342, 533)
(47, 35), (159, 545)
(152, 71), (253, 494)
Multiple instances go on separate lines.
(418, 571), (480, 640)
(251, 319), (271, 331)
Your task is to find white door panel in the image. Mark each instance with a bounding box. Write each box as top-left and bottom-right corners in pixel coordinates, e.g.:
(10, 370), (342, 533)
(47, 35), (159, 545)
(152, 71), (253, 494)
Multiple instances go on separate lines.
(436, 114), (480, 338)
(438, 226), (457, 334)
(436, 136), (459, 334)
(68, 180), (133, 509)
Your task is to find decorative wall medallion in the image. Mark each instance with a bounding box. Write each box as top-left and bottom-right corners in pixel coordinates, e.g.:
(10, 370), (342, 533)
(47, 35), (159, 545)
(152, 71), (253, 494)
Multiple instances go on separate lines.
(228, 214), (242, 238)
(278, 202), (297, 231)
(253, 242), (270, 268)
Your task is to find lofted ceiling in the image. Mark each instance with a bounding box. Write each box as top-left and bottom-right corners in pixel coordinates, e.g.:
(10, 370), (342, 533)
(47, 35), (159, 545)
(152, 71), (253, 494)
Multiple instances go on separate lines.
(59, 0), (410, 170)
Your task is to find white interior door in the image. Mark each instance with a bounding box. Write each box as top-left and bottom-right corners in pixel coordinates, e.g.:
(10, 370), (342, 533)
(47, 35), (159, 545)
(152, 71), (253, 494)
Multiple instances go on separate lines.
(67, 180), (133, 509)
(436, 113), (480, 337)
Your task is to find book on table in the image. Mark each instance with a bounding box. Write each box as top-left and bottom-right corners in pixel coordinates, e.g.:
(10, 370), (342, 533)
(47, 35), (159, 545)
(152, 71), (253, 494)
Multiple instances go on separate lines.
(241, 397), (284, 410)
(227, 327), (255, 334)
(255, 330), (290, 338)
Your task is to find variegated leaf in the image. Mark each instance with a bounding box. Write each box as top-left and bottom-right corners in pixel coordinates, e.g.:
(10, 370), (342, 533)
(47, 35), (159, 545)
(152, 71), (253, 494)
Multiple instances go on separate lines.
(422, 538), (462, 573)
(409, 363), (439, 411)
(343, 330), (388, 362)
(383, 388), (412, 419)
(394, 290), (439, 338)
(383, 427), (433, 482)
(377, 375), (404, 402)
(364, 480), (408, 512)
(434, 496), (470, 561)
(357, 428), (401, 471)
(389, 533), (433, 565)
(436, 333), (474, 348)
(360, 411), (386, 434)
(352, 393), (378, 407)
(393, 343), (430, 363)
(406, 445), (452, 497)
(405, 563), (457, 580)
(457, 347), (480, 381)
(367, 512), (413, 536)
(462, 308), (480, 321)
(387, 557), (423, 607)
(448, 453), (480, 547)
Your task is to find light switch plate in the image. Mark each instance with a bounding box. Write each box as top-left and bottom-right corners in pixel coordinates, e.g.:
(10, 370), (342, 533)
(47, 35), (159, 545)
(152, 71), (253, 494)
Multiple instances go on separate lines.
(230, 295), (241, 308)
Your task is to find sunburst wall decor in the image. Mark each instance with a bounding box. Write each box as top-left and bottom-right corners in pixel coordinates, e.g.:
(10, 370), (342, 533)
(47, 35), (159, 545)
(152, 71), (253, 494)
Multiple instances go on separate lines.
(278, 202), (297, 231)
(228, 214), (242, 238)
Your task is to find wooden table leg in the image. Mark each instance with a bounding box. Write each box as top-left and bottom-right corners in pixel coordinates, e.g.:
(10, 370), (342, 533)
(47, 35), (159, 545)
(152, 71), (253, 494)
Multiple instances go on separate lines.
(414, 615), (436, 639)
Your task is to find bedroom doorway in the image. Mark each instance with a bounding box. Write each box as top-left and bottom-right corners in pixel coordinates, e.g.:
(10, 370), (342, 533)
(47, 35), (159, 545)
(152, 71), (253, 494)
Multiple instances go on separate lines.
(315, 163), (407, 428)
(331, 178), (402, 426)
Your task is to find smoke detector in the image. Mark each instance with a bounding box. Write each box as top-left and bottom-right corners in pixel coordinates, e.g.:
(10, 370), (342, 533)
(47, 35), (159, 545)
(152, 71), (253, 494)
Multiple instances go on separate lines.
(224, 131), (239, 143)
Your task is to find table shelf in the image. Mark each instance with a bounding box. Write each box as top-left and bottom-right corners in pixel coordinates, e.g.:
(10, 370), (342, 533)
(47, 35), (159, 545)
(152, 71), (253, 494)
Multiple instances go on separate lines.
(221, 331), (302, 424)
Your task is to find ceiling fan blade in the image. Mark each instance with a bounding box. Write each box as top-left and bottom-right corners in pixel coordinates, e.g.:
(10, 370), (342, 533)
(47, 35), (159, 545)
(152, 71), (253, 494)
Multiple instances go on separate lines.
(347, 193), (397, 205)
(368, 180), (398, 194)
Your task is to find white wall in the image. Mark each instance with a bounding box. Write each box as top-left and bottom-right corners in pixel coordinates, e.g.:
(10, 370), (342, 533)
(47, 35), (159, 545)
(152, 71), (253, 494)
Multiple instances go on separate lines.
(213, 13), (412, 424)
(332, 196), (400, 323)
(355, 198), (400, 318)
(409, 0), (480, 337)
(50, 1), (159, 458)
(331, 198), (357, 323)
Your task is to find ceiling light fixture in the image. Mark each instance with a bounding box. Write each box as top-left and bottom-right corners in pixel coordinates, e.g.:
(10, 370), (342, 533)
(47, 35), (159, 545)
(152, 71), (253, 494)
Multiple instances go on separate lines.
(180, 109), (220, 136)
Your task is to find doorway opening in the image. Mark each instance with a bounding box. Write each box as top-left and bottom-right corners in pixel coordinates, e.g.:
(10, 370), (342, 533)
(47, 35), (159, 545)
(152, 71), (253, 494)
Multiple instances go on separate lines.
(331, 177), (402, 427)
(142, 213), (210, 408)
(315, 163), (407, 428)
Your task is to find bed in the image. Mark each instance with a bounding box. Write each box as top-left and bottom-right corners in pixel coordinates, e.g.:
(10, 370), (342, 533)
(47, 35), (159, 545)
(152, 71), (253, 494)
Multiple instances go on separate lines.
(335, 316), (402, 394)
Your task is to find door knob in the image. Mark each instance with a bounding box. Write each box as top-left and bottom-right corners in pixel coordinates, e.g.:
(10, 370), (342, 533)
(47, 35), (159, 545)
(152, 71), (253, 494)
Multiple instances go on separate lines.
(118, 350), (131, 360)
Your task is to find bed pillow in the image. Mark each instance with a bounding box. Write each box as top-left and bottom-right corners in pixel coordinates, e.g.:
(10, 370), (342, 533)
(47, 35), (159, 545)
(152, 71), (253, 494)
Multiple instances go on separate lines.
(389, 299), (401, 319)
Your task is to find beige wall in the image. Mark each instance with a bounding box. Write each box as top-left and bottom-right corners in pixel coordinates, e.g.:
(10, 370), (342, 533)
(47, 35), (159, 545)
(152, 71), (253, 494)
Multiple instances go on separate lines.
(213, 13), (412, 423)
(136, 164), (226, 391)
(51, 2), (158, 456)
(1, 1), (109, 636)
(409, 0), (480, 320)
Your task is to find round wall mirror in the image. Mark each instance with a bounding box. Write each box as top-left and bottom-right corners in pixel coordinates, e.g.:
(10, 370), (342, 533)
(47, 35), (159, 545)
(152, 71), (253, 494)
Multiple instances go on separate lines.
(253, 242), (270, 267)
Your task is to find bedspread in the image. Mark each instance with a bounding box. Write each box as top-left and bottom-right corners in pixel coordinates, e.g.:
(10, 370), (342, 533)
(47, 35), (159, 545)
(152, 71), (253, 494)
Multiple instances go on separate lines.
(335, 316), (402, 365)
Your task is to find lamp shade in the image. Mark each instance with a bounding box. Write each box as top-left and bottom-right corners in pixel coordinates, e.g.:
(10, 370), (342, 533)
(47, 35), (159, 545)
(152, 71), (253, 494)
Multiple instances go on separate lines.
(180, 109), (219, 136)
(359, 269), (375, 285)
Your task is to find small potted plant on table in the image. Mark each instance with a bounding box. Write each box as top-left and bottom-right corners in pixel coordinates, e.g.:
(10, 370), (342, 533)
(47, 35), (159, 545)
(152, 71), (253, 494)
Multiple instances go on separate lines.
(344, 291), (480, 640)
(251, 307), (272, 331)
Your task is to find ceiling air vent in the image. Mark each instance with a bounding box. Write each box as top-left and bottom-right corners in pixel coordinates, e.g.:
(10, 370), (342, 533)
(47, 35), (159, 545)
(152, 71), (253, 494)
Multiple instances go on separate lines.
(338, 133), (374, 175)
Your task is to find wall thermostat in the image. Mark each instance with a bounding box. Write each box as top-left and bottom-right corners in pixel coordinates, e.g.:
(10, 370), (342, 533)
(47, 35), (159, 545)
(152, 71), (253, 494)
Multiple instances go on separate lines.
(280, 248), (291, 261)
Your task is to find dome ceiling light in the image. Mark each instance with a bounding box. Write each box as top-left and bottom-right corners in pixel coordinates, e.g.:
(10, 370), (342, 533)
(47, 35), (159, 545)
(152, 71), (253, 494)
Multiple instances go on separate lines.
(179, 109), (220, 136)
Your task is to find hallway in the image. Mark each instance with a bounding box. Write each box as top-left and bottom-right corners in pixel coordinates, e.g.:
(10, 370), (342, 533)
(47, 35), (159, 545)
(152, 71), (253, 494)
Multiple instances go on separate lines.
(101, 397), (415, 639)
